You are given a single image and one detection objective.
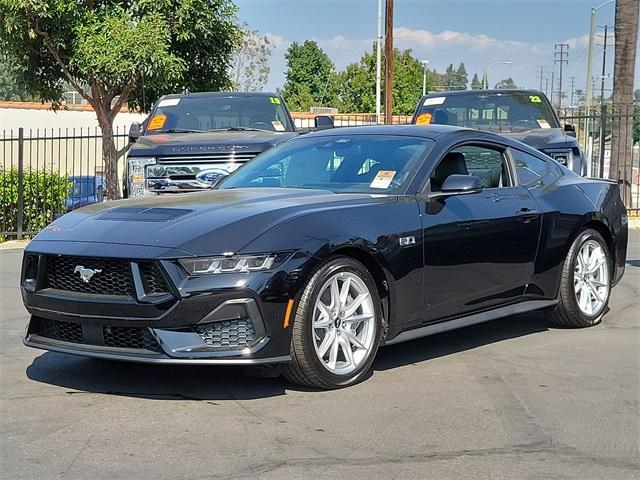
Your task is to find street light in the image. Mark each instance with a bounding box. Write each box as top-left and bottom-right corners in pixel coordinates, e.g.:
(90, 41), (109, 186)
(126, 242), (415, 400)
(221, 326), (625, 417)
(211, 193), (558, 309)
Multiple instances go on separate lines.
(421, 60), (430, 96)
(482, 60), (512, 89)
(585, 0), (614, 111)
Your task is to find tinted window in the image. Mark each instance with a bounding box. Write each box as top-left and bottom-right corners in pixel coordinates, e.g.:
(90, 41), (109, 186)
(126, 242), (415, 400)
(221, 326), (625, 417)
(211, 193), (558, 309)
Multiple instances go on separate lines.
(219, 135), (434, 194)
(415, 92), (558, 132)
(513, 150), (549, 185)
(146, 95), (293, 133)
(430, 145), (509, 191)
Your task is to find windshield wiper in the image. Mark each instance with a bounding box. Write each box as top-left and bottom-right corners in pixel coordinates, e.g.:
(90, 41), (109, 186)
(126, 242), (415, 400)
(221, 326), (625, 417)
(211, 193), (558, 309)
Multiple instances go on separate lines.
(207, 127), (272, 132)
(154, 128), (204, 134)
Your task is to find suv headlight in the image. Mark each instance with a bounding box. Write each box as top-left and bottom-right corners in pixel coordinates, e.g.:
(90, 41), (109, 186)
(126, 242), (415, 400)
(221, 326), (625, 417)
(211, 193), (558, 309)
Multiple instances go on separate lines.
(127, 156), (156, 196)
(546, 149), (573, 167)
(178, 252), (292, 275)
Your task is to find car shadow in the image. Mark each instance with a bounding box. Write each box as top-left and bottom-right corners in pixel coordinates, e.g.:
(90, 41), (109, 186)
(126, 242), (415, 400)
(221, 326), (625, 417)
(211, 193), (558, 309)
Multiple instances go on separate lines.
(26, 312), (553, 400)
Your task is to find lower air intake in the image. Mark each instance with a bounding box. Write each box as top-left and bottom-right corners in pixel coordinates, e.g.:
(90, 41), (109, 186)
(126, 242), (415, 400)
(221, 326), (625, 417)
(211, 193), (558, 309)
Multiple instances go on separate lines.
(194, 319), (257, 350)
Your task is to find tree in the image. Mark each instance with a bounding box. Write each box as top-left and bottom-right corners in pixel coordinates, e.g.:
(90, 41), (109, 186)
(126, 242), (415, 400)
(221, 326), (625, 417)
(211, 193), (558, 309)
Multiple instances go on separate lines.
(455, 63), (468, 90)
(610, 0), (639, 205)
(494, 77), (518, 89)
(470, 73), (482, 90)
(442, 64), (457, 90)
(0, 0), (239, 199)
(635, 89), (640, 102)
(0, 58), (34, 101)
(282, 41), (336, 111)
(229, 24), (273, 92)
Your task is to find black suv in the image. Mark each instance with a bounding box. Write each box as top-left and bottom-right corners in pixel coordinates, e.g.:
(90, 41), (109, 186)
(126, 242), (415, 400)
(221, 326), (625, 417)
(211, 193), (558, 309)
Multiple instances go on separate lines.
(124, 92), (300, 197)
(412, 89), (585, 175)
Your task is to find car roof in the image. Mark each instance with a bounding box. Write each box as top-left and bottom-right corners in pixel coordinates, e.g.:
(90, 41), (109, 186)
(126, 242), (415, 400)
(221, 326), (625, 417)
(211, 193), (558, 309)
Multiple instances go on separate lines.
(424, 89), (543, 97)
(160, 91), (280, 100)
(306, 124), (470, 140)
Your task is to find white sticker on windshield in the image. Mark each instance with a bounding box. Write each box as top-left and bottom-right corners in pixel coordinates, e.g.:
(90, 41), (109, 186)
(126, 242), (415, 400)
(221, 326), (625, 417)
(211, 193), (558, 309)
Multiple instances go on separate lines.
(370, 170), (396, 189)
(272, 120), (285, 131)
(158, 98), (181, 108)
(423, 96), (446, 106)
(537, 119), (551, 129)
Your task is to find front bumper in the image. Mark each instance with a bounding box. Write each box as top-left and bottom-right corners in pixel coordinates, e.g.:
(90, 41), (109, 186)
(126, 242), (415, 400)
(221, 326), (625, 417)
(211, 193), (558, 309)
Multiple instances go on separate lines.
(21, 247), (305, 364)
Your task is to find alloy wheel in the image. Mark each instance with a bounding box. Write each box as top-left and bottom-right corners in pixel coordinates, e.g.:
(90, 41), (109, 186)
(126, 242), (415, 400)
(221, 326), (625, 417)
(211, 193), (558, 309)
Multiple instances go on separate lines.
(573, 239), (609, 317)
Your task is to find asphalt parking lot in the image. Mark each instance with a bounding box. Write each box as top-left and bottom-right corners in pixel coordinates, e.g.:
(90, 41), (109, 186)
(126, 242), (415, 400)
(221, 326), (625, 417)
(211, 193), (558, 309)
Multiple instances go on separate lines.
(1, 232), (638, 480)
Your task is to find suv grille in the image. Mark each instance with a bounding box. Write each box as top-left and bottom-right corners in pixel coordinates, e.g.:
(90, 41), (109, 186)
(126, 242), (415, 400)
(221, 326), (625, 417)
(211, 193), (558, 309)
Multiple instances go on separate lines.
(46, 256), (133, 296)
(194, 319), (256, 350)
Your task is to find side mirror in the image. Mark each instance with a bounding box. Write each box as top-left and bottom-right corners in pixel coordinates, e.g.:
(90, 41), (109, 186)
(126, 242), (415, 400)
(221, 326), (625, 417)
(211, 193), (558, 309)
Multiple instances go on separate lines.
(440, 174), (483, 193)
(564, 123), (576, 137)
(314, 115), (334, 131)
(129, 122), (143, 143)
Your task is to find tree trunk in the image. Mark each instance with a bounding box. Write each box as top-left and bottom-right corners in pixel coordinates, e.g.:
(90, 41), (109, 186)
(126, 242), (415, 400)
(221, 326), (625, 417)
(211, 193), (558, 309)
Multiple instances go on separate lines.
(97, 113), (120, 201)
(610, 0), (639, 207)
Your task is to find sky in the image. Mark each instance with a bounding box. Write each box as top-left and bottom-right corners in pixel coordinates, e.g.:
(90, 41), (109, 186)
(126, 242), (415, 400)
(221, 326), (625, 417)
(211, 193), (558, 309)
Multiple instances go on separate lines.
(234, 0), (639, 97)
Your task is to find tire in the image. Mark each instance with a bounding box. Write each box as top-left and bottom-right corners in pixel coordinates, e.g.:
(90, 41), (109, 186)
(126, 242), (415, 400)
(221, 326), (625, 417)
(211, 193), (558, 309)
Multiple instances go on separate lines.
(283, 256), (383, 389)
(545, 228), (612, 328)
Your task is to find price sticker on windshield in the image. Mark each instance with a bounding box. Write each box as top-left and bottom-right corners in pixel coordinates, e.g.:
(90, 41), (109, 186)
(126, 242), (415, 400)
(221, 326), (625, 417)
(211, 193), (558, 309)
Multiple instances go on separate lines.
(148, 114), (166, 130)
(370, 170), (396, 189)
(529, 95), (542, 103)
(416, 113), (432, 125)
(269, 97), (281, 104)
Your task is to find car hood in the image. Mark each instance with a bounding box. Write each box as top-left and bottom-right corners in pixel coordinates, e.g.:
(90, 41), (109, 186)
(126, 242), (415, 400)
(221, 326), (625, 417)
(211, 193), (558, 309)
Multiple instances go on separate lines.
(129, 130), (298, 157)
(501, 128), (576, 151)
(32, 189), (394, 256)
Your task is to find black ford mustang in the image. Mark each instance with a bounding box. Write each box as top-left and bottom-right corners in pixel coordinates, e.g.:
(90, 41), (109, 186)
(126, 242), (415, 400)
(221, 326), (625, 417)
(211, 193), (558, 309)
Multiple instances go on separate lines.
(21, 125), (628, 389)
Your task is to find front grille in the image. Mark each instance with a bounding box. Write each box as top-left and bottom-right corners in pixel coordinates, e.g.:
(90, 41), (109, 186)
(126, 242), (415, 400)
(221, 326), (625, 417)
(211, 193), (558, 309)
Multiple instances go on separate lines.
(39, 318), (83, 343)
(46, 255), (133, 296)
(139, 262), (169, 295)
(31, 317), (161, 352)
(24, 254), (39, 281)
(194, 319), (257, 350)
(103, 326), (161, 351)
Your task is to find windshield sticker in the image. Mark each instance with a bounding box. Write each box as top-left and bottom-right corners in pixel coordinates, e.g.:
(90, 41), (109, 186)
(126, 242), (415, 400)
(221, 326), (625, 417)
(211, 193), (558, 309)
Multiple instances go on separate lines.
(537, 119), (551, 129)
(269, 97), (281, 104)
(423, 96), (446, 106)
(370, 170), (396, 189)
(157, 98), (180, 108)
(416, 113), (432, 125)
(529, 95), (542, 103)
(148, 114), (167, 130)
(272, 120), (285, 131)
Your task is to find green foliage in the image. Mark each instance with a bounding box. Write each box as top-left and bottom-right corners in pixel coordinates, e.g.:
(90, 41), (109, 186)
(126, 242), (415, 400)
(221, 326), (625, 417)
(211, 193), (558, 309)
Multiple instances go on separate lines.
(441, 63), (467, 90)
(495, 77), (518, 89)
(635, 89), (640, 102)
(0, 0), (240, 111)
(470, 73), (482, 90)
(335, 44), (438, 115)
(0, 58), (35, 101)
(282, 40), (336, 111)
(0, 169), (68, 239)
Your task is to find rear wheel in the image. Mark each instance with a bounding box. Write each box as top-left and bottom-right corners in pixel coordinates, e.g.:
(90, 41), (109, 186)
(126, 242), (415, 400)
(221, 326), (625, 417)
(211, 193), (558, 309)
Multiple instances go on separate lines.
(283, 257), (383, 389)
(546, 229), (612, 327)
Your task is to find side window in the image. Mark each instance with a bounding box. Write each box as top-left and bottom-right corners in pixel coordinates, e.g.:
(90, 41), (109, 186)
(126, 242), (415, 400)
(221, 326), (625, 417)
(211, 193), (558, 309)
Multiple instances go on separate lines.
(512, 150), (549, 185)
(430, 145), (510, 192)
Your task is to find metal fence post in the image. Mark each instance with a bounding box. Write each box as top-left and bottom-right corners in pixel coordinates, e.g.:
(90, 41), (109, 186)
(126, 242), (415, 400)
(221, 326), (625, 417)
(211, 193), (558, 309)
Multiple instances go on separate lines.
(598, 105), (607, 178)
(17, 127), (24, 240)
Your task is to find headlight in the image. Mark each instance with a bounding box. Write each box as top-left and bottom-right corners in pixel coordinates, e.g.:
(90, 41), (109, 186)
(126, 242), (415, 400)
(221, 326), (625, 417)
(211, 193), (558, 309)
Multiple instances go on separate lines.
(127, 156), (156, 196)
(546, 149), (573, 167)
(178, 252), (291, 275)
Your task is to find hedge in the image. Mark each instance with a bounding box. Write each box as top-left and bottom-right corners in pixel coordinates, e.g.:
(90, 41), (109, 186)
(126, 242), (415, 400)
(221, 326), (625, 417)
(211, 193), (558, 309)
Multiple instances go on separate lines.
(0, 168), (68, 240)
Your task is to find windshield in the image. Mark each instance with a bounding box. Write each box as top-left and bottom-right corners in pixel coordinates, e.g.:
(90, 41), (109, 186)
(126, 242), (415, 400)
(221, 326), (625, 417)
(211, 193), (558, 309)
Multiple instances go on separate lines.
(414, 92), (559, 132)
(218, 135), (434, 194)
(145, 95), (293, 134)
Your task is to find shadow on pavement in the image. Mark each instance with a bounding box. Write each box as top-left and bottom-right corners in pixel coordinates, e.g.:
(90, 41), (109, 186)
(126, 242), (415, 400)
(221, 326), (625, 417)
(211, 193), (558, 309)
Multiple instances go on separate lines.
(26, 312), (552, 400)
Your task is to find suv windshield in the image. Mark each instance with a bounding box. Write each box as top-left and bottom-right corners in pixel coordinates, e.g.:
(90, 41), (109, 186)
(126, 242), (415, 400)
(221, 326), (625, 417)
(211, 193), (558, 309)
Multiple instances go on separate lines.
(414, 92), (559, 132)
(145, 95), (293, 134)
(218, 135), (434, 194)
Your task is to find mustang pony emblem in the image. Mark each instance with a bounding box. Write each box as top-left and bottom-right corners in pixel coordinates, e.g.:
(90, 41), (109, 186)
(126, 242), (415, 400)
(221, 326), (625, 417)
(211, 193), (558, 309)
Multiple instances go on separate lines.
(73, 266), (102, 283)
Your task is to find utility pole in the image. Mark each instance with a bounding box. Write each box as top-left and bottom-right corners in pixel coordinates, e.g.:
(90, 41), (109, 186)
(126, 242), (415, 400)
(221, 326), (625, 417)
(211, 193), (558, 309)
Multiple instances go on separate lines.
(570, 76), (575, 108)
(585, 1), (614, 114)
(550, 71), (555, 106)
(544, 77), (549, 97)
(538, 65), (545, 91)
(554, 43), (569, 109)
(598, 24), (608, 178)
(384, 0), (394, 124)
(375, 0), (383, 124)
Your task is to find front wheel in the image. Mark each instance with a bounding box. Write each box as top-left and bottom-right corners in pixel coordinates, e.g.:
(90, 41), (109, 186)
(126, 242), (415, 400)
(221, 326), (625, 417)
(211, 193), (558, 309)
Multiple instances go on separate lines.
(283, 257), (383, 389)
(546, 229), (612, 327)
